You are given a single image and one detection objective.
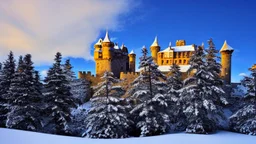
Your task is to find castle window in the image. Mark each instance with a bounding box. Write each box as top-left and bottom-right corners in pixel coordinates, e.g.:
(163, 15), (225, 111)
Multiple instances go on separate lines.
(183, 52), (185, 58)
(184, 60), (186, 64)
(178, 53), (181, 58)
(166, 60), (169, 64)
(162, 60), (164, 64)
(174, 53), (176, 58)
(161, 53), (164, 58)
(179, 60), (182, 64)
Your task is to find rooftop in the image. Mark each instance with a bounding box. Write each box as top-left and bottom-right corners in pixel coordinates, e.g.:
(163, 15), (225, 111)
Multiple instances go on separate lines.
(160, 45), (195, 52)
(220, 40), (234, 52)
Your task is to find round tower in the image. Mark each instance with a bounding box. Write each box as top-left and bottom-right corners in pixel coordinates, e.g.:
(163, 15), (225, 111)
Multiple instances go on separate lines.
(150, 36), (160, 64)
(102, 30), (113, 59)
(94, 38), (102, 60)
(220, 40), (234, 84)
(95, 30), (114, 77)
(128, 50), (136, 72)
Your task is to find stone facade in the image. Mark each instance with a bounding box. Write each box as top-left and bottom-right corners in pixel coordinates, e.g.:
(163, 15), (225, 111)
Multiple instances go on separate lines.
(78, 31), (234, 85)
(92, 31), (136, 78)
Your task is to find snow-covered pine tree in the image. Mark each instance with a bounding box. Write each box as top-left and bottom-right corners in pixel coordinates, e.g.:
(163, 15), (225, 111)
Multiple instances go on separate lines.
(128, 46), (166, 103)
(180, 44), (226, 134)
(129, 46), (169, 137)
(0, 62), (8, 127)
(84, 71), (133, 138)
(229, 64), (256, 135)
(241, 64), (256, 102)
(166, 63), (186, 130)
(71, 79), (91, 104)
(63, 59), (90, 104)
(34, 70), (43, 97)
(6, 54), (43, 131)
(43, 52), (76, 135)
(206, 39), (227, 104)
(0, 51), (16, 127)
(205, 38), (224, 87)
(63, 59), (76, 82)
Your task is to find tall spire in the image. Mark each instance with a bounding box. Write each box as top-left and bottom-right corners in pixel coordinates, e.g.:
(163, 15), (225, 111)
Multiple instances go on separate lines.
(151, 36), (159, 47)
(220, 40), (234, 52)
(103, 30), (111, 42)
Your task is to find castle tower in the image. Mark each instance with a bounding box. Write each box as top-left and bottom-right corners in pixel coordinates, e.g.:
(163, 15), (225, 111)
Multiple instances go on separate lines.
(102, 30), (113, 59)
(94, 38), (102, 60)
(128, 50), (136, 72)
(150, 36), (160, 63)
(220, 40), (234, 84)
(94, 30), (114, 76)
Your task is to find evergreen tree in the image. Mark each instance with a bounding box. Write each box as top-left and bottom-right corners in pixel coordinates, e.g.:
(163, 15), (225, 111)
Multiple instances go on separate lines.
(166, 63), (185, 130)
(128, 46), (166, 103)
(71, 79), (91, 104)
(43, 52), (76, 135)
(180, 45), (226, 134)
(84, 71), (133, 138)
(34, 71), (43, 96)
(6, 54), (42, 131)
(63, 59), (90, 104)
(241, 64), (256, 102)
(0, 51), (16, 102)
(0, 51), (16, 127)
(129, 46), (169, 137)
(0, 62), (8, 127)
(229, 64), (256, 135)
(63, 59), (76, 82)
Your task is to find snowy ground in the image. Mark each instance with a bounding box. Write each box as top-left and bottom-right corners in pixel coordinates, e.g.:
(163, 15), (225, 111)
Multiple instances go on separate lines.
(1, 128), (255, 144)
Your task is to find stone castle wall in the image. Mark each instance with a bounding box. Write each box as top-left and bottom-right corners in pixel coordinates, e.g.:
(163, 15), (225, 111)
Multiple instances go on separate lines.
(78, 71), (102, 86)
(120, 71), (140, 80)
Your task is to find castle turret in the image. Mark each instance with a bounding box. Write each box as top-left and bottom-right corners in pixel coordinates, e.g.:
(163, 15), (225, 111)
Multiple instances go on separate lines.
(102, 30), (113, 59)
(128, 50), (136, 72)
(220, 40), (234, 84)
(150, 36), (160, 63)
(95, 30), (114, 76)
(94, 38), (102, 59)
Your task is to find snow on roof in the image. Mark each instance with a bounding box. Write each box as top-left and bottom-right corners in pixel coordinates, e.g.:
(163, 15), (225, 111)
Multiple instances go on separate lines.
(151, 36), (159, 47)
(114, 44), (119, 49)
(158, 65), (191, 72)
(129, 50), (135, 54)
(121, 43), (126, 49)
(95, 38), (102, 45)
(103, 30), (111, 42)
(220, 40), (234, 52)
(160, 45), (195, 52)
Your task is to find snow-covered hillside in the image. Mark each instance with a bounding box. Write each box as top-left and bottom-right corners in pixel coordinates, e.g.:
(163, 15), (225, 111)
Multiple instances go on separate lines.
(0, 128), (255, 144)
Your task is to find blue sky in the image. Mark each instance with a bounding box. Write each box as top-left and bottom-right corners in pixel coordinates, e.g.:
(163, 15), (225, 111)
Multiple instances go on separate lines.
(1, 0), (256, 82)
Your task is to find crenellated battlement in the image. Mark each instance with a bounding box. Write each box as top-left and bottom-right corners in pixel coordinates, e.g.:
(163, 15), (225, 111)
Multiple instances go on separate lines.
(78, 71), (96, 79)
(120, 72), (140, 80)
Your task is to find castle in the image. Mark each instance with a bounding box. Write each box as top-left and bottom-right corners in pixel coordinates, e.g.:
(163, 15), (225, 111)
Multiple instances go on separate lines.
(78, 31), (234, 85)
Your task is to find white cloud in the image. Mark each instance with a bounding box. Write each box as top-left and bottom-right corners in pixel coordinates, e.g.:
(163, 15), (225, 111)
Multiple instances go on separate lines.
(239, 73), (247, 77)
(0, 0), (136, 65)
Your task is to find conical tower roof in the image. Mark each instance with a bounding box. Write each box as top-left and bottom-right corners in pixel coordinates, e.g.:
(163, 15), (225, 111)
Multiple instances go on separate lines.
(103, 30), (111, 42)
(220, 40), (234, 52)
(151, 36), (159, 47)
(129, 50), (135, 55)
